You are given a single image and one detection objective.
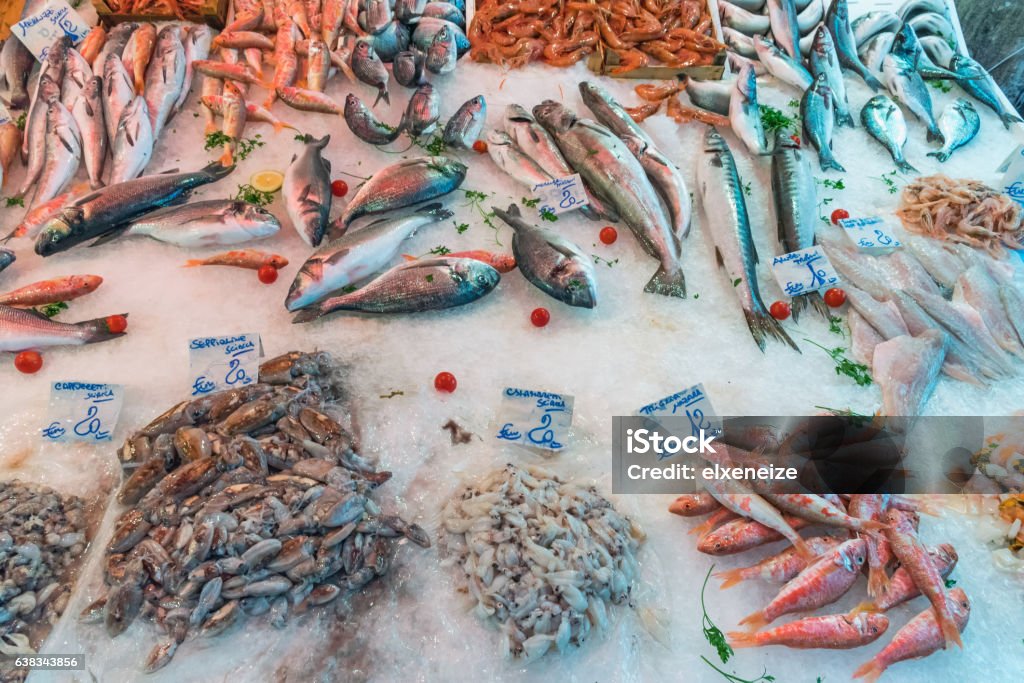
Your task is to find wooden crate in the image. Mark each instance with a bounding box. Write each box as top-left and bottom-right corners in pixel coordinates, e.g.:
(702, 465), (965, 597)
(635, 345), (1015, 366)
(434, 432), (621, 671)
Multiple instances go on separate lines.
(0, 1), (28, 40)
(587, 49), (725, 81)
(93, 0), (229, 29)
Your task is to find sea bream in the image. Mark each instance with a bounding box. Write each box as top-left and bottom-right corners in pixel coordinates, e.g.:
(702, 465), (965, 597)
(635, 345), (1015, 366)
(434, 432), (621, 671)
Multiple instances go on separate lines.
(100, 200), (281, 248)
(442, 95), (486, 149)
(928, 98), (980, 163)
(861, 95), (917, 173)
(283, 135), (332, 248)
(698, 128), (799, 351)
(286, 203), (453, 311)
(344, 93), (403, 145)
(402, 83), (440, 137)
(533, 100), (685, 298)
(0, 305), (127, 352)
(350, 40), (390, 106)
(143, 26), (186, 139)
(108, 97), (154, 185)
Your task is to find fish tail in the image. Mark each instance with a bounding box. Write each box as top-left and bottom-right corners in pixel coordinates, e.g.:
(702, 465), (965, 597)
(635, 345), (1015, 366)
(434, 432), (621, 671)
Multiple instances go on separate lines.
(1000, 112), (1024, 129)
(743, 309), (800, 353)
(867, 566), (890, 599)
(896, 158), (921, 172)
(940, 613), (964, 649)
(792, 291), (830, 323)
(272, 121), (286, 134)
(644, 264), (686, 298)
(838, 111), (856, 129)
(202, 160), (236, 179)
(820, 154), (846, 173)
(374, 87), (389, 107)
(401, 254), (417, 262)
(688, 517), (718, 537)
(849, 600), (879, 615)
(926, 126), (944, 143)
(714, 568), (748, 590)
(738, 610), (768, 631)
(792, 535), (816, 563)
(183, 259), (204, 268)
(861, 71), (884, 93)
(76, 313), (129, 344)
(725, 630), (760, 648)
(219, 149), (234, 166)
(852, 659), (885, 682)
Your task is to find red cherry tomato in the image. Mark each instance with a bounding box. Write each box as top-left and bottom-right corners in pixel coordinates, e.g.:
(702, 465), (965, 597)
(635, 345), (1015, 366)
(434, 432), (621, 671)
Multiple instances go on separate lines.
(258, 265), (279, 284)
(331, 180), (349, 197)
(830, 209), (850, 225)
(434, 371), (457, 393)
(530, 307), (550, 327)
(769, 301), (791, 321)
(599, 226), (617, 245)
(824, 288), (847, 308)
(472, 140), (488, 154)
(14, 351), (43, 374)
(106, 315), (128, 334)
(790, 134), (801, 146)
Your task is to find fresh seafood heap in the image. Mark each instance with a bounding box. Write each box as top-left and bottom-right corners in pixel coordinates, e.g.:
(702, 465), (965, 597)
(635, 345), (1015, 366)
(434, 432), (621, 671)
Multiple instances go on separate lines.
(0, 480), (89, 656)
(440, 464), (644, 660)
(469, 0), (722, 72)
(92, 351), (429, 672)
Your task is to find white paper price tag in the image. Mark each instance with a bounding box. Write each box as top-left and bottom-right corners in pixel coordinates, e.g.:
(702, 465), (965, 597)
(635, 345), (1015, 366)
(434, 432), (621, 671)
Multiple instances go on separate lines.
(188, 333), (263, 397)
(1001, 144), (1024, 209)
(12, 1), (92, 62)
(496, 387), (574, 452)
(531, 174), (589, 216)
(0, 102), (11, 126)
(837, 216), (902, 251)
(770, 246), (840, 297)
(637, 383), (721, 438)
(41, 381), (124, 443)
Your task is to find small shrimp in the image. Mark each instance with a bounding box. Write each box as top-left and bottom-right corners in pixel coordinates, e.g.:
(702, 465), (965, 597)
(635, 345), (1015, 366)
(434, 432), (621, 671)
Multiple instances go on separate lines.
(635, 81), (681, 102)
(626, 101), (662, 123)
(667, 97), (730, 127)
(609, 48), (649, 74)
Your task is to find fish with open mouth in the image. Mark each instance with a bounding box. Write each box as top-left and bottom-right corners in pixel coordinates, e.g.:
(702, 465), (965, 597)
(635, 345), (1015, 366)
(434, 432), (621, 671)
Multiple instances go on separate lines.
(927, 98), (980, 163)
(96, 200), (281, 248)
(801, 74), (845, 173)
(0, 305), (128, 352)
(861, 95), (917, 173)
(284, 135), (332, 247)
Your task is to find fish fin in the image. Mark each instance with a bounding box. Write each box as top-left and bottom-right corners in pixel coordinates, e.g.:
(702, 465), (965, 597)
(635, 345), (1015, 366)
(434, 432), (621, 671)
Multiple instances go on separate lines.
(793, 535), (815, 562)
(1000, 112), (1024, 129)
(926, 126), (943, 143)
(75, 313), (129, 344)
(791, 290), (830, 323)
(896, 158), (920, 172)
(925, 150), (949, 162)
(373, 87), (389, 107)
(820, 155), (846, 173)
(861, 71), (884, 93)
(688, 516), (719, 537)
(737, 611), (768, 631)
(89, 225), (131, 247)
(183, 259), (204, 267)
(866, 567), (890, 600)
(849, 600), (879, 616)
(838, 111), (856, 129)
(714, 568), (748, 591)
(852, 659), (885, 682)
(401, 254), (416, 262)
(725, 631), (758, 648)
(323, 249), (350, 266)
(644, 265), (686, 298)
(940, 613), (964, 649)
(291, 301), (336, 323)
(743, 309), (800, 353)
(201, 160), (236, 179)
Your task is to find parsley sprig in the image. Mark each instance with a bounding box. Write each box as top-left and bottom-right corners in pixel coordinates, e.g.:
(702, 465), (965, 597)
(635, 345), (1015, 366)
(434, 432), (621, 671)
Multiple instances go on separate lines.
(805, 339), (873, 386)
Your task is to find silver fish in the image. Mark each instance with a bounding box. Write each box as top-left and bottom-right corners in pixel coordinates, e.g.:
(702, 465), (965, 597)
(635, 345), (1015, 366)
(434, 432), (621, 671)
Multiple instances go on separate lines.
(442, 95), (485, 148)
(284, 135), (332, 247)
(344, 93), (402, 145)
(825, 0), (883, 91)
(0, 35), (33, 108)
(110, 200), (281, 248)
(493, 203), (598, 308)
(393, 50), (423, 88)
(766, 0), (801, 60)
(859, 31), (896, 73)
(927, 98), (979, 163)
(60, 48), (93, 111)
(770, 132), (829, 322)
(95, 22), (138, 72)
(18, 74), (61, 197)
(722, 27), (758, 59)
(402, 82), (440, 137)
(179, 25), (214, 112)
(697, 127), (799, 352)
(920, 35), (955, 70)
(292, 257), (499, 322)
(949, 54), (1024, 128)
(684, 77), (732, 116)
(0, 305), (127, 352)
(425, 25), (457, 75)
(730, 63), (769, 156)
(22, 36), (69, 160)
(286, 203), (452, 311)
(72, 76), (107, 189)
(891, 21), (957, 80)
(881, 50), (941, 141)
(423, 2), (465, 27)
(873, 331), (945, 416)
(350, 40), (389, 106)
(486, 130), (552, 189)
(720, 3), (770, 35)
(795, 0), (824, 33)
(809, 26), (854, 127)
(143, 26), (186, 139)
(753, 35), (813, 93)
(102, 54), (135, 146)
(108, 97), (154, 185)
(578, 81), (654, 147)
(34, 101), (82, 208)
(852, 10), (901, 47)
(861, 95), (917, 173)
(620, 134), (692, 241)
(801, 74), (845, 172)
(908, 13), (959, 51)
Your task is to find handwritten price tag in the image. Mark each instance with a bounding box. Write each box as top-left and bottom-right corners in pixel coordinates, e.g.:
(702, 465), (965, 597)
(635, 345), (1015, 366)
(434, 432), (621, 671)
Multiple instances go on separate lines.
(12, 0), (91, 62)
(770, 246), (840, 297)
(188, 333), (262, 397)
(837, 216), (902, 252)
(495, 387), (574, 453)
(1001, 144), (1024, 209)
(531, 174), (589, 216)
(637, 383), (720, 439)
(41, 381), (124, 443)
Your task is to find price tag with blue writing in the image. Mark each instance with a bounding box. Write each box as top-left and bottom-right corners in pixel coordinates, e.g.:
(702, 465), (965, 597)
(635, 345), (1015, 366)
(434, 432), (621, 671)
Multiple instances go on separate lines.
(41, 382), (124, 443)
(496, 387), (574, 453)
(770, 246), (840, 297)
(188, 333), (263, 397)
(1001, 144), (1024, 209)
(636, 383), (721, 439)
(837, 216), (902, 252)
(531, 174), (590, 217)
(12, 1), (92, 61)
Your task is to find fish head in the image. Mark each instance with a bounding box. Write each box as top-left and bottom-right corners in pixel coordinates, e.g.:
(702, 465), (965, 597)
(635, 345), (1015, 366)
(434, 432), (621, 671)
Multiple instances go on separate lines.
(453, 259), (500, 295)
(619, 133), (647, 157)
(852, 612), (889, 637)
(504, 104), (533, 126)
(702, 126), (728, 153)
(532, 100), (576, 134)
(838, 538), (867, 569)
(426, 156), (467, 180)
(947, 588), (970, 618)
(930, 542), (958, 569)
(240, 202), (281, 228)
(772, 128), (799, 151)
(811, 25), (830, 55)
(353, 40), (372, 59)
(891, 22), (919, 58)
(486, 129), (512, 147)
(34, 215), (76, 257)
(37, 73), (61, 104)
(284, 259), (324, 311)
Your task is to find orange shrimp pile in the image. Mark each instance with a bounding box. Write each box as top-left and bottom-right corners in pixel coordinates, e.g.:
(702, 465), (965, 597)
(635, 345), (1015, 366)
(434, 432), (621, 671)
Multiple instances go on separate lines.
(469, 0), (723, 73)
(103, 0), (200, 17)
(624, 80), (729, 126)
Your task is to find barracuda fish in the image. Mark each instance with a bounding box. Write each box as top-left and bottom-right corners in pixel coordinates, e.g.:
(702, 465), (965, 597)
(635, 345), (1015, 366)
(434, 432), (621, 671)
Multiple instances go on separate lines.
(730, 64), (769, 156)
(698, 128), (799, 351)
(534, 100), (685, 298)
(35, 162), (235, 256)
(350, 40), (390, 106)
(852, 10), (901, 47)
(402, 83), (440, 137)
(770, 132), (829, 321)
(108, 97), (154, 185)
(809, 27), (854, 128)
(292, 257), (499, 322)
(861, 95), (917, 173)
(97, 200), (280, 248)
(801, 74), (845, 172)
(620, 135), (692, 241)
(684, 76), (732, 116)
(284, 135), (332, 248)
(753, 36), (813, 93)
(442, 95), (485, 149)
(143, 26), (186, 140)
(286, 204), (451, 311)
(949, 54), (1024, 128)
(0, 305), (128, 352)
(334, 156), (467, 233)
(34, 101), (82, 209)
(881, 49), (941, 141)
(766, 0), (802, 60)
(492, 204), (597, 308)
(18, 74), (60, 198)
(928, 98), (980, 163)
(393, 51), (424, 88)
(425, 24), (457, 75)
(102, 55), (135, 146)
(825, 0), (883, 91)
(344, 94), (402, 145)
(72, 77), (107, 190)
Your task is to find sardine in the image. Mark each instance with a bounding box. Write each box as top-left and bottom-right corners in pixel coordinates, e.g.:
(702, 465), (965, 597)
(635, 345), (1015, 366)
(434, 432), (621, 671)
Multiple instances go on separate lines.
(801, 74), (845, 172)
(754, 36), (813, 93)
(442, 95), (486, 149)
(927, 98), (979, 163)
(344, 93), (402, 145)
(109, 200), (280, 248)
(72, 76), (107, 189)
(143, 26), (186, 139)
(0, 305), (127, 352)
(34, 101), (82, 208)
(284, 135), (332, 247)
(861, 95), (917, 173)
(809, 26), (854, 127)
(729, 63), (769, 156)
(950, 54), (1024, 128)
(825, 0), (883, 91)
(108, 97), (154, 185)
(350, 40), (389, 106)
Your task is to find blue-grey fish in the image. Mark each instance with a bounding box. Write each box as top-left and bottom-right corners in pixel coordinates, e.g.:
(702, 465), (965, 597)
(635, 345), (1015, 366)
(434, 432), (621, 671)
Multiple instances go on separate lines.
(861, 95), (917, 173)
(292, 257), (499, 322)
(684, 76), (733, 116)
(344, 93), (402, 145)
(0, 248), (14, 275)
(927, 98), (980, 163)
(809, 26), (854, 127)
(770, 131), (829, 322)
(949, 54), (1024, 129)
(892, 21), (957, 80)
(364, 0), (393, 34)
(720, 2), (770, 35)
(578, 81), (654, 146)
(372, 21), (410, 63)
(766, 0), (802, 60)
(801, 74), (845, 172)
(350, 40), (390, 106)
(859, 31), (896, 73)
(825, 0), (883, 91)
(881, 49), (941, 141)
(697, 127), (799, 352)
(284, 134), (332, 247)
(286, 203), (453, 311)
(908, 13), (959, 52)
(795, 0), (824, 33)
(492, 203), (597, 308)
(411, 18), (469, 55)
(852, 10), (901, 47)
(35, 162), (235, 256)
(729, 63), (769, 156)
(401, 82), (440, 137)
(393, 50), (423, 88)
(422, 2), (466, 29)
(754, 35), (813, 93)
(425, 24), (457, 74)
(395, 0), (427, 23)
(722, 27), (758, 59)
(442, 95), (486, 148)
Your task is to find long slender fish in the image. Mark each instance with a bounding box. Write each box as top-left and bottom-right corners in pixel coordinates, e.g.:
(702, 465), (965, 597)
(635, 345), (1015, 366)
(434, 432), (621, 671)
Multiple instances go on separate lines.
(487, 131), (552, 189)
(801, 74), (845, 173)
(861, 95), (917, 173)
(809, 27), (854, 127)
(18, 74), (61, 198)
(928, 98), (980, 163)
(0, 305), (127, 352)
(143, 26), (186, 139)
(34, 101), (82, 209)
(825, 0), (883, 91)
(284, 135), (332, 248)
(949, 54), (1024, 129)
(578, 81), (654, 146)
(766, 0), (802, 60)
(753, 36), (813, 93)
(620, 135), (692, 241)
(698, 128), (799, 351)
(881, 45), (941, 141)
(104, 200), (280, 248)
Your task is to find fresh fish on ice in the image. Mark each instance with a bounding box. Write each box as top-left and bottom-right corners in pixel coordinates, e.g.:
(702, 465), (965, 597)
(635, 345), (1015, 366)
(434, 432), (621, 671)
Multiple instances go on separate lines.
(284, 134), (332, 247)
(809, 27), (854, 127)
(730, 64), (769, 156)
(620, 134), (692, 241)
(34, 101), (82, 208)
(143, 26), (186, 139)
(861, 95), (917, 173)
(801, 74), (845, 172)
(107, 200), (281, 248)
(754, 35), (813, 93)
(825, 0), (883, 91)
(442, 95), (486, 149)
(0, 305), (127, 352)
(927, 98), (980, 163)
(344, 93), (402, 145)
(108, 97), (154, 185)
(72, 76), (107, 189)
(873, 331), (946, 416)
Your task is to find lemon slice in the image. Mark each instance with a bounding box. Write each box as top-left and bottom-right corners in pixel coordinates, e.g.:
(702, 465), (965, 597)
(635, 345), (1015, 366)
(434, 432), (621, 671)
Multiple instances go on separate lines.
(250, 170), (284, 193)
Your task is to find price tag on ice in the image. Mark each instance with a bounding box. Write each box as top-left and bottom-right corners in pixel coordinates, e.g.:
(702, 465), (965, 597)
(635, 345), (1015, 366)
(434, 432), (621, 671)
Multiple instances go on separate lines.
(1000, 144), (1024, 209)
(770, 246), (840, 297)
(531, 174), (589, 216)
(41, 382), (124, 443)
(496, 387), (574, 452)
(12, 0), (91, 62)
(188, 333), (263, 397)
(837, 216), (902, 252)
(637, 383), (720, 440)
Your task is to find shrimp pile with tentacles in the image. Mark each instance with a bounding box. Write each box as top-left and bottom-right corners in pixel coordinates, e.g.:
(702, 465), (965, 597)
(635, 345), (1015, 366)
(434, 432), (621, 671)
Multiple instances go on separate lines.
(469, 0), (723, 73)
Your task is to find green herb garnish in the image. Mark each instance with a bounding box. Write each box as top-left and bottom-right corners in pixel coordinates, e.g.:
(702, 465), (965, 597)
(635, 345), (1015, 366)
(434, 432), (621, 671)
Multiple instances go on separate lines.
(205, 132), (265, 161)
(539, 208), (558, 222)
(454, 222), (469, 234)
(37, 301), (68, 318)
(591, 254), (619, 268)
(742, 181), (752, 197)
(233, 184), (275, 207)
(927, 79), (953, 94)
(759, 105), (797, 135)
(945, 578), (957, 588)
(5, 197), (24, 208)
(464, 190), (489, 201)
(294, 133), (313, 143)
(14, 113), (26, 131)
(787, 99), (800, 109)
(421, 135), (447, 156)
(732, 278), (742, 287)
(425, 274), (434, 283)
(806, 339), (873, 386)
(430, 245), (451, 256)
(876, 169), (902, 195)
(819, 179), (846, 190)
(521, 196), (540, 208)
(566, 279), (582, 291)
(701, 566), (733, 664)
(828, 315), (845, 337)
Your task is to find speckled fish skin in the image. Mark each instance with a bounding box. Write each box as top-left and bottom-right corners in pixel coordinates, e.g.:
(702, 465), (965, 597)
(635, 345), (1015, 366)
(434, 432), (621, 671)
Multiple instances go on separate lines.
(143, 26), (186, 140)
(853, 588), (970, 682)
(855, 543), (958, 612)
(730, 612), (889, 650)
(119, 200), (281, 247)
(393, 50), (424, 87)
(72, 76), (107, 190)
(344, 94), (402, 145)
(335, 156), (467, 233)
(284, 135), (332, 248)
(762, 493), (886, 534)
(825, 0), (883, 91)
(740, 538), (867, 629)
(350, 40), (390, 106)
(620, 134), (692, 241)
(766, 0), (802, 60)
(492, 203), (598, 308)
(34, 101), (82, 209)
(19, 74), (61, 197)
(402, 82), (440, 137)
(0, 305), (127, 352)
(809, 27), (853, 127)
(802, 74), (845, 172)
(949, 54), (1023, 128)
(861, 95), (917, 173)
(442, 95), (485, 149)
(882, 46), (941, 142)
(716, 536), (843, 589)
(108, 97), (154, 185)
(425, 25), (457, 74)
(668, 492), (720, 517)
(286, 203), (453, 311)
(699, 513), (812, 555)
(292, 257), (499, 321)
(927, 98), (980, 163)
(102, 54), (135, 146)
